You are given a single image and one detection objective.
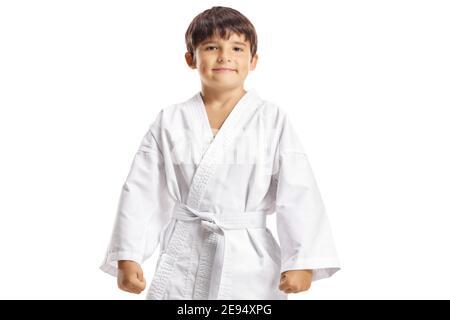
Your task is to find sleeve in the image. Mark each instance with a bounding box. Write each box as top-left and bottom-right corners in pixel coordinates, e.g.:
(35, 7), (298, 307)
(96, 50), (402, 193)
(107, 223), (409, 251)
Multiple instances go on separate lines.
(272, 114), (341, 282)
(99, 125), (175, 277)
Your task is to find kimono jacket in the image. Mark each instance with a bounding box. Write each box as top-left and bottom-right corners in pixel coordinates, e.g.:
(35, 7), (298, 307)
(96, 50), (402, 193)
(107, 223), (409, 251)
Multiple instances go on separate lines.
(100, 88), (341, 300)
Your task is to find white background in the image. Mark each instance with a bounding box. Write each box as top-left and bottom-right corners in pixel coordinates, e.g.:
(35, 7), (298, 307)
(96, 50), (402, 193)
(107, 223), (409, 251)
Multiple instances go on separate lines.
(1, 0), (449, 299)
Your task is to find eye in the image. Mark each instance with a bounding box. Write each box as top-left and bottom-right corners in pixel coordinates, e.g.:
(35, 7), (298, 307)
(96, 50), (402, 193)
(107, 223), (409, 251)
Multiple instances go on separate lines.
(234, 47), (244, 52)
(206, 46), (217, 51)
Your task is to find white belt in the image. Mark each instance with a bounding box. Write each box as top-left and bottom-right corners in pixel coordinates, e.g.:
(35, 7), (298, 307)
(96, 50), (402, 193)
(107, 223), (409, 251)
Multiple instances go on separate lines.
(173, 202), (267, 233)
(147, 201), (268, 300)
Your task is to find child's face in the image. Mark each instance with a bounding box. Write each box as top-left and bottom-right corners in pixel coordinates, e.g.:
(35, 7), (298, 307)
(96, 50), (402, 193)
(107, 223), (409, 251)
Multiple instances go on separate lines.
(185, 32), (258, 91)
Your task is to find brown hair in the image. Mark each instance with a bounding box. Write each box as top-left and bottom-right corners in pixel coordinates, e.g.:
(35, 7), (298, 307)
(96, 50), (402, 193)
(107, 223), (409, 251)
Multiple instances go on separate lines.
(185, 6), (258, 63)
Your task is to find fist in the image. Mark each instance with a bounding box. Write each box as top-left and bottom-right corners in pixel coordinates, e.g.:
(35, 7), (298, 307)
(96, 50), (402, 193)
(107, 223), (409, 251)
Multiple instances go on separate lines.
(117, 260), (146, 294)
(278, 269), (313, 294)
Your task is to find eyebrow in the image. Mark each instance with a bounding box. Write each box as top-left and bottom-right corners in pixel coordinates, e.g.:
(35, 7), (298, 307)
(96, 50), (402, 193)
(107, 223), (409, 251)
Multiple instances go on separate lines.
(201, 41), (247, 47)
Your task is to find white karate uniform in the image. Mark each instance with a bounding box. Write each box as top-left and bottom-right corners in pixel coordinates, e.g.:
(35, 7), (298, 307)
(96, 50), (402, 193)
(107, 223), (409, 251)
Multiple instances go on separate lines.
(100, 89), (341, 299)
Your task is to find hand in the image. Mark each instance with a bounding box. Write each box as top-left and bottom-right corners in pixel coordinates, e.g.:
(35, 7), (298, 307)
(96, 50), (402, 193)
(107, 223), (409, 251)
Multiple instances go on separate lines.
(278, 269), (313, 294)
(117, 260), (146, 294)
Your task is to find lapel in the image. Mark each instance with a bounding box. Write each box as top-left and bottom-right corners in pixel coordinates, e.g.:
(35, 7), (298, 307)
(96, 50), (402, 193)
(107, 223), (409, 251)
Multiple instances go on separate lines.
(186, 88), (263, 210)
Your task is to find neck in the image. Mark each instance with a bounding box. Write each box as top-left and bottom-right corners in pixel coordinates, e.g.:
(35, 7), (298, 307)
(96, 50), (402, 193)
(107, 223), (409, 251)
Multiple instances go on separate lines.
(200, 85), (247, 110)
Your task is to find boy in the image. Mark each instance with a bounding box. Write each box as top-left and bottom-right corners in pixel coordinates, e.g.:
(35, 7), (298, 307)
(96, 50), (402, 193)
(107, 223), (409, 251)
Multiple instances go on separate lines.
(100, 6), (341, 300)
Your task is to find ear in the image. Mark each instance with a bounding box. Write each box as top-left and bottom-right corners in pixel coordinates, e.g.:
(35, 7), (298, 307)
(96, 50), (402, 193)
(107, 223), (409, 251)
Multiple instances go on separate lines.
(250, 53), (258, 71)
(185, 52), (196, 69)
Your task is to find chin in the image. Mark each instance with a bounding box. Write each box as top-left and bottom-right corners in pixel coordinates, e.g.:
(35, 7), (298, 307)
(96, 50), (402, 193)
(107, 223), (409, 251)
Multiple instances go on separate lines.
(213, 82), (242, 89)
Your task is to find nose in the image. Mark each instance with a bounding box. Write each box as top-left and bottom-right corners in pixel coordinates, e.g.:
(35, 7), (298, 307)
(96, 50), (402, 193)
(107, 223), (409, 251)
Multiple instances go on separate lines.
(217, 55), (231, 63)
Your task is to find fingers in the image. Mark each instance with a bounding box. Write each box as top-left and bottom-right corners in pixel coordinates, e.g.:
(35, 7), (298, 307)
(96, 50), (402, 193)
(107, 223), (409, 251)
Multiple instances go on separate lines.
(136, 268), (146, 291)
(137, 268), (145, 282)
(278, 275), (310, 294)
(134, 276), (146, 292)
(278, 277), (293, 293)
(121, 284), (140, 294)
(118, 271), (147, 294)
(119, 278), (146, 294)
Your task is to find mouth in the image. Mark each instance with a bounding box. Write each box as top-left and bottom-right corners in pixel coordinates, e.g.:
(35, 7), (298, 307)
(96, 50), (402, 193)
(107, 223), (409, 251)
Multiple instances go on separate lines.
(212, 68), (237, 72)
